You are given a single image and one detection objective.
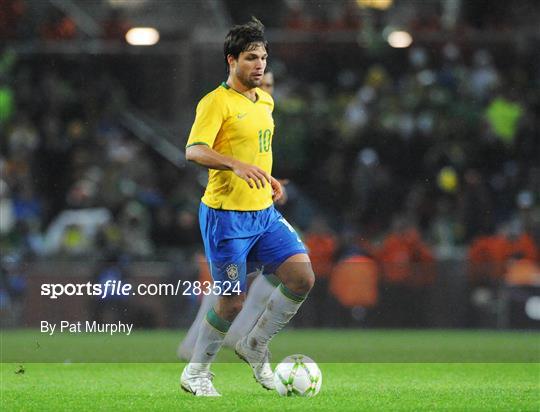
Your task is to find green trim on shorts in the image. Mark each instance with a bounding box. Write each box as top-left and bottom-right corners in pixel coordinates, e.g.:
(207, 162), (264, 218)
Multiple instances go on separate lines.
(278, 283), (306, 303)
(264, 274), (281, 287)
(206, 307), (231, 334)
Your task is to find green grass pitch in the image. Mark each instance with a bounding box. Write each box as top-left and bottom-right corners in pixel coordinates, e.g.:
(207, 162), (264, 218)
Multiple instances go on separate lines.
(2, 329), (539, 411)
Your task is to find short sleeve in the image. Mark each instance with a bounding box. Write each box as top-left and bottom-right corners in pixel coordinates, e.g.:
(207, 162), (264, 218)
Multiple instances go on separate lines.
(186, 93), (224, 148)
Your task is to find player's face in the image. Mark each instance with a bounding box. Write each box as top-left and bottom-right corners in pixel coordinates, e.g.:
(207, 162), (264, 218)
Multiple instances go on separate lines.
(260, 72), (274, 95)
(231, 43), (267, 89)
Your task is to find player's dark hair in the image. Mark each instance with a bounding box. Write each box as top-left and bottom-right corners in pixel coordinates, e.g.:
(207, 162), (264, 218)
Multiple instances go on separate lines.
(224, 17), (268, 71)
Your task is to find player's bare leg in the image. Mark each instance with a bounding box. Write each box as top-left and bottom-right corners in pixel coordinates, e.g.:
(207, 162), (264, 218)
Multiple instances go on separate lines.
(181, 294), (245, 396)
(236, 254), (315, 390)
(224, 274), (279, 348)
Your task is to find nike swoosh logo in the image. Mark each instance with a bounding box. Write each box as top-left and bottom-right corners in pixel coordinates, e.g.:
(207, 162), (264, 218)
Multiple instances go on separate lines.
(237, 113), (248, 119)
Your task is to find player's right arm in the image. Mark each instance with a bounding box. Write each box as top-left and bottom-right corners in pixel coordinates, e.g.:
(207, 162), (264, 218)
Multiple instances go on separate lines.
(186, 145), (271, 189)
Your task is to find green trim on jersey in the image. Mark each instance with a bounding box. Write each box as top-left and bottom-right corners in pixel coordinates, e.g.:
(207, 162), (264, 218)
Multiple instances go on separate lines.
(186, 142), (210, 148)
(221, 81), (259, 103)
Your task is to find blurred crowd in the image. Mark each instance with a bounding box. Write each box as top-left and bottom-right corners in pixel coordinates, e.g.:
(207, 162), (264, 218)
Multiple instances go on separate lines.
(269, 39), (539, 325)
(0, 52), (202, 262)
(275, 42), (539, 241)
(1, 0), (132, 40)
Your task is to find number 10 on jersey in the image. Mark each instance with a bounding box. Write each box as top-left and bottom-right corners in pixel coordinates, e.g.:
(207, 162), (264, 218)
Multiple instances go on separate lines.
(258, 129), (272, 153)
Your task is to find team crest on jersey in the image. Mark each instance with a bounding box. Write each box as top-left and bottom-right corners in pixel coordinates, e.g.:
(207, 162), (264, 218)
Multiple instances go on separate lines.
(226, 264), (239, 281)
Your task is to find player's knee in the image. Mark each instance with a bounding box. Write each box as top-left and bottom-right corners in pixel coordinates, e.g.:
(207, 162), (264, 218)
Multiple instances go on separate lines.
(305, 270), (315, 291)
(217, 295), (245, 321)
(301, 269), (315, 293)
(219, 303), (242, 321)
(229, 300), (244, 317)
(287, 268), (315, 295)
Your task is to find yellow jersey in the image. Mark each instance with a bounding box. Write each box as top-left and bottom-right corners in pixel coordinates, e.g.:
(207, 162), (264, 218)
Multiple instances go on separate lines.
(186, 82), (275, 211)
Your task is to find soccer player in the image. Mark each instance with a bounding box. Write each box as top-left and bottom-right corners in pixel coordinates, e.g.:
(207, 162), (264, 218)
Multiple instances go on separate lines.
(177, 70), (281, 361)
(180, 18), (315, 396)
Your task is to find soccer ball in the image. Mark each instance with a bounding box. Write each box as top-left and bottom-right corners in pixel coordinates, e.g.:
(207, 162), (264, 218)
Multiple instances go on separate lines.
(273, 354), (322, 397)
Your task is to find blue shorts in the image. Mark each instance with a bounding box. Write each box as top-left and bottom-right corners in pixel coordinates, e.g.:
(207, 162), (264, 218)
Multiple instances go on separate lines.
(199, 203), (307, 293)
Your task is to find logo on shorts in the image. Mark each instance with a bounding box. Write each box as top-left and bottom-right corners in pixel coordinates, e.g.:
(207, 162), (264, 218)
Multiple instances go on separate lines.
(226, 264), (239, 281)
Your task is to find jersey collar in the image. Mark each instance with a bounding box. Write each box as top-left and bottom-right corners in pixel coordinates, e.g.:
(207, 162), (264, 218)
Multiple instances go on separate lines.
(221, 81), (259, 103)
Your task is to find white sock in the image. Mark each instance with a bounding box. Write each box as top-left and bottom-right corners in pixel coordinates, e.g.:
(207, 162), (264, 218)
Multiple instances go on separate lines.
(224, 275), (279, 347)
(178, 294), (218, 359)
(188, 307), (230, 373)
(246, 283), (307, 351)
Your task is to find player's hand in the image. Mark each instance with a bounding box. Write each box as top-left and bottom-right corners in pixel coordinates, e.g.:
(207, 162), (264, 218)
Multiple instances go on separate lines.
(271, 177), (284, 202)
(232, 160), (272, 189)
(275, 179), (289, 205)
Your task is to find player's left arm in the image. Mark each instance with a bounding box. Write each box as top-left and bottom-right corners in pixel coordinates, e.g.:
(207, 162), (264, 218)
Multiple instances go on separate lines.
(271, 177), (284, 202)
